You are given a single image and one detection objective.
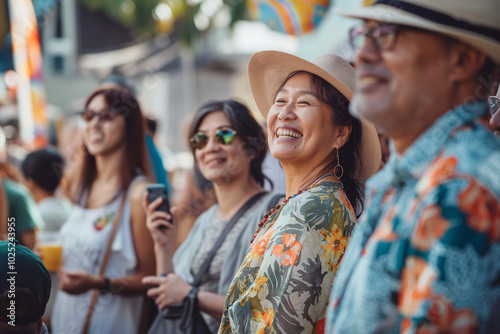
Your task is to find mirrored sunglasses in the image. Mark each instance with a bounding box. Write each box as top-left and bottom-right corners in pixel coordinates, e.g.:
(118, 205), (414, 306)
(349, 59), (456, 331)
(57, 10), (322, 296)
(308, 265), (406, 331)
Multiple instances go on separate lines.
(488, 96), (500, 117)
(190, 129), (238, 150)
(82, 108), (121, 122)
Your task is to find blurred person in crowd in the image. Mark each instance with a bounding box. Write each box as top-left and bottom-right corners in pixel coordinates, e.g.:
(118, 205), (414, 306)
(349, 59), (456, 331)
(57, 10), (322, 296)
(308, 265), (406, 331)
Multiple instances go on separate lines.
(0, 128), (44, 250)
(0, 240), (51, 334)
(101, 77), (170, 194)
(144, 114), (170, 195)
(218, 52), (381, 333)
(327, 1), (500, 333)
(21, 148), (72, 231)
(0, 121), (28, 167)
(145, 116), (159, 142)
(489, 85), (500, 134)
(51, 85), (156, 334)
(142, 99), (283, 333)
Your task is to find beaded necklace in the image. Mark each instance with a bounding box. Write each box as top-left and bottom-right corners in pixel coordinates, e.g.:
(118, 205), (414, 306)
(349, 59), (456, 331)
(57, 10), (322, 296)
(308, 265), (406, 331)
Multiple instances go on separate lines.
(251, 173), (336, 243)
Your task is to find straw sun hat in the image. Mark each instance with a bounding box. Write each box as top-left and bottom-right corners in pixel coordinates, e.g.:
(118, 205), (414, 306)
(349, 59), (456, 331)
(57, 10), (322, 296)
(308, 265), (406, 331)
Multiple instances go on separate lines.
(248, 51), (381, 181)
(338, 0), (500, 65)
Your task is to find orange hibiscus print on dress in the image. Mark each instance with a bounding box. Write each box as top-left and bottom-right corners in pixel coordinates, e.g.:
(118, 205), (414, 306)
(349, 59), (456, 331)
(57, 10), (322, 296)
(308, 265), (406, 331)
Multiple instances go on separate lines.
(271, 233), (302, 266)
(411, 205), (450, 251)
(252, 227), (275, 258)
(458, 179), (500, 241)
(253, 307), (274, 334)
(337, 189), (355, 215)
(399, 257), (436, 315)
(321, 226), (348, 272)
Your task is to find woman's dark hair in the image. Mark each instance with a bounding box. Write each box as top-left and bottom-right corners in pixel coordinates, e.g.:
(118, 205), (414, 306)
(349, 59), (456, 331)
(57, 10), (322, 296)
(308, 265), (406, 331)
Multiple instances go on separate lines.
(188, 99), (269, 187)
(277, 71), (364, 217)
(72, 85), (151, 202)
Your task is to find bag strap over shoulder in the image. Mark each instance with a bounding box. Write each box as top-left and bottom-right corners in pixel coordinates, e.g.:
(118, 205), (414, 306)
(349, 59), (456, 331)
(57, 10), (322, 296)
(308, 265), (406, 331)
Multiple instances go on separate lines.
(191, 191), (267, 288)
(82, 187), (129, 334)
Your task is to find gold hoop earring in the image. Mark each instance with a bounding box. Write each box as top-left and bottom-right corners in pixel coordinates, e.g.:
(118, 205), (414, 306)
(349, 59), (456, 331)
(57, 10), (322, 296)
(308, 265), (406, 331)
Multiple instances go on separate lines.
(334, 149), (344, 179)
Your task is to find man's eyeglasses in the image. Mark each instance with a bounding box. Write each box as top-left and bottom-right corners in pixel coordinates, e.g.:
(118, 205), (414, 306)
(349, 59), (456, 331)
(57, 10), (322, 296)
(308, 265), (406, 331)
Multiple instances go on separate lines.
(488, 96), (500, 117)
(82, 108), (122, 123)
(190, 129), (238, 150)
(349, 24), (400, 51)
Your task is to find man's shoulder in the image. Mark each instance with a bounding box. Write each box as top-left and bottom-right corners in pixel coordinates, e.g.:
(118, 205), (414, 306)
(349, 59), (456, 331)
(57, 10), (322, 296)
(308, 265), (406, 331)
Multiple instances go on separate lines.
(442, 125), (500, 195)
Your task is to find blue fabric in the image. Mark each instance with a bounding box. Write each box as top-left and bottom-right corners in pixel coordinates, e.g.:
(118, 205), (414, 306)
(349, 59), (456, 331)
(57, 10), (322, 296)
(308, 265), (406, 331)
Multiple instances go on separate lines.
(327, 101), (500, 334)
(146, 134), (169, 198)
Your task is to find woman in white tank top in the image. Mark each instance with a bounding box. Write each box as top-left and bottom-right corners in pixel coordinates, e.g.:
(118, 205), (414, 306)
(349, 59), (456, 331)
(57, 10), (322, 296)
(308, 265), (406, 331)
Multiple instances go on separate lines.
(51, 85), (156, 334)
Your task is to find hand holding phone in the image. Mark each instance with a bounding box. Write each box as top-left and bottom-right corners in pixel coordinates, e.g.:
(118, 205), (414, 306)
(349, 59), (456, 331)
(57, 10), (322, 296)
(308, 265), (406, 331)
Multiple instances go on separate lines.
(146, 184), (171, 230)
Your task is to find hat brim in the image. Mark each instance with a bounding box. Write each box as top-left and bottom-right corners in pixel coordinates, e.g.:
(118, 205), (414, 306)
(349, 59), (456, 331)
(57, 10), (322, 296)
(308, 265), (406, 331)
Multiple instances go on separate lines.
(248, 51), (381, 180)
(337, 6), (500, 65)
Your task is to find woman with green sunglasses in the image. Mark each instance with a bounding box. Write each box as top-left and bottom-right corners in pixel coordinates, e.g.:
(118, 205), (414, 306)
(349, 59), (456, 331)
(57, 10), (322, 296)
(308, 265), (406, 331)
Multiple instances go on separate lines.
(142, 99), (283, 334)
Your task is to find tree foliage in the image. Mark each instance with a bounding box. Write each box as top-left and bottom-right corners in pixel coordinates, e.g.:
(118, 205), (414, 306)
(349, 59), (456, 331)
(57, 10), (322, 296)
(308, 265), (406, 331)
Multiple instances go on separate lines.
(78, 0), (248, 46)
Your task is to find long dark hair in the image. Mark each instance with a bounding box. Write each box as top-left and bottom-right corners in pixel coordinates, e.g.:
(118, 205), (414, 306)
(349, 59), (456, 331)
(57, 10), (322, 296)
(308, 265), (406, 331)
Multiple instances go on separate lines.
(278, 71), (364, 217)
(188, 99), (269, 187)
(72, 85), (151, 202)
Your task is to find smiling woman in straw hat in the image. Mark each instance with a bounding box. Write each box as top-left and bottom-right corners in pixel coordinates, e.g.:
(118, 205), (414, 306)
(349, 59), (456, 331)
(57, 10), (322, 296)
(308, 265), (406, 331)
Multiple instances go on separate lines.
(217, 51), (381, 334)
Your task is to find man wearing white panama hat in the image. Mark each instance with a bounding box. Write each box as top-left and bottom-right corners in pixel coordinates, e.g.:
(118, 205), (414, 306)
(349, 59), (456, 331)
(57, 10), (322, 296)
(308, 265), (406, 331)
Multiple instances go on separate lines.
(326, 0), (500, 333)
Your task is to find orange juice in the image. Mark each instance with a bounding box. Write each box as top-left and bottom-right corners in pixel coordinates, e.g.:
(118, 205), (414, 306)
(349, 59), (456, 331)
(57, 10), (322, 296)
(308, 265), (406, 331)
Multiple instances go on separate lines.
(39, 243), (63, 272)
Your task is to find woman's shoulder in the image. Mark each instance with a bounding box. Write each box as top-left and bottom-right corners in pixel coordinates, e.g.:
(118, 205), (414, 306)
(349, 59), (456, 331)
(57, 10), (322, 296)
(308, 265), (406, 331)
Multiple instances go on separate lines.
(173, 204), (218, 254)
(281, 181), (356, 228)
(128, 175), (154, 203)
(304, 181), (350, 205)
(191, 204), (219, 228)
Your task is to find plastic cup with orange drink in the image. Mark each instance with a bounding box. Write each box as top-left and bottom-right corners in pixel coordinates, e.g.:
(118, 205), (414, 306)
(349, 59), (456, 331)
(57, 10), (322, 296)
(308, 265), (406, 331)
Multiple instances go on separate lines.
(37, 231), (63, 272)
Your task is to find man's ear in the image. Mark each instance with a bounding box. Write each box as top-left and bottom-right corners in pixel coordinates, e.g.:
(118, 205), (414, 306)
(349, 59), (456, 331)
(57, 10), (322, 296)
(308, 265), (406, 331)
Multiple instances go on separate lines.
(448, 43), (487, 83)
(335, 124), (352, 149)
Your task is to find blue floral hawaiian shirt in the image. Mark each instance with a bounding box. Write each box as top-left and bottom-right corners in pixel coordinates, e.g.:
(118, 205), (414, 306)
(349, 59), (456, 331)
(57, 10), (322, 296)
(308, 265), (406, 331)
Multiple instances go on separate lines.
(326, 101), (500, 334)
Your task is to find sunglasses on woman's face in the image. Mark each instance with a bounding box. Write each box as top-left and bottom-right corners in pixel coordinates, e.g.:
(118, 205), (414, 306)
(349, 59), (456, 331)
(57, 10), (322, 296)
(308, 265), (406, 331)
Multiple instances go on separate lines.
(190, 129), (238, 150)
(82, 108), (121, 123)
(489, 96), (500, 117)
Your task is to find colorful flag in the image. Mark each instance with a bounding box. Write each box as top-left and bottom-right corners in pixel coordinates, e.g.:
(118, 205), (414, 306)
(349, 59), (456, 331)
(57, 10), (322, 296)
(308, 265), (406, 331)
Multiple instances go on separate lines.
(8, 0), (48, 148)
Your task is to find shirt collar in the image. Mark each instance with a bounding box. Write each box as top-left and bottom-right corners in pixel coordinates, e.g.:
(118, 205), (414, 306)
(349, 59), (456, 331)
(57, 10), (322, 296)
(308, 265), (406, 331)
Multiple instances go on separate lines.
(370, 101), (488, 188)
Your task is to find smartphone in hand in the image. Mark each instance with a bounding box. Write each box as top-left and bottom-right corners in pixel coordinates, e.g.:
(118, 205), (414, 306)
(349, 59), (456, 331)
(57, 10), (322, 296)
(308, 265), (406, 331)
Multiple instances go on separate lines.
(146, 184), (171, 228)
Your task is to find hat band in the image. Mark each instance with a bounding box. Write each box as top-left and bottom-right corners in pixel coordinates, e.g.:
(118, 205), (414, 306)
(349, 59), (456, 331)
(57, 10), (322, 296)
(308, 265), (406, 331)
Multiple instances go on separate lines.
(374, 0), (500, 43)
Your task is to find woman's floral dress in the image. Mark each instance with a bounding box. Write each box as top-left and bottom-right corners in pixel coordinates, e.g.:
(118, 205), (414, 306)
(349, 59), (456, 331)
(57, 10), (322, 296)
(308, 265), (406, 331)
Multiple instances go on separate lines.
(218, 181), (356, 334)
